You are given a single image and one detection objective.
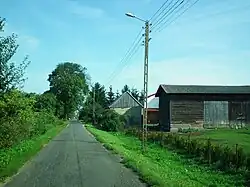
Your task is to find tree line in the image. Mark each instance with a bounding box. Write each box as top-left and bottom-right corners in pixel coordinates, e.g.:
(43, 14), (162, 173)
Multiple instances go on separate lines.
(0, 16), (137, 151)
(87, 83), (144, 109)
(0, 17), (91, 149)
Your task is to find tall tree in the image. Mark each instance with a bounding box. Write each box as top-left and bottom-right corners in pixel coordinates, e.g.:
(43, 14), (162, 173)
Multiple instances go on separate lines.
(48, 62), (89, 119)
(115, 90), (120, 100)
(107, 85), (115, 105)
(131, 88), (139, 100)
(139, 90), (144, 105)
(121, 84), (130, 94)
(89, 82), (107, 108)
(0, 17), (30, 93)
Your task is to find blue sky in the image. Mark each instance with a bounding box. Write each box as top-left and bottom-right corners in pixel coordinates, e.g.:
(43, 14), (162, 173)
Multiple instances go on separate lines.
(1, 0), (250, 95)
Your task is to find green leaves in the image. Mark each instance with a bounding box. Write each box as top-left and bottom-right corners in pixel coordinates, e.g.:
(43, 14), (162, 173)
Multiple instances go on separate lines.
(0, 17), (30, 93)
(48, 62), (89, 119)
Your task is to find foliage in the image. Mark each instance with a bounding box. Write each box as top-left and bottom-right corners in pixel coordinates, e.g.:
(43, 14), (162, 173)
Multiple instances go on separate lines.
(98, 109), (125, 132)
(87, 126), (245, 187)
(0, 89), (64, 149)
(34, 91), (57, 114)
(125, 129), (250, 173)
(138, 90), (144, 105)
(107, 85), (115, 105)
(121, 84), (130, 94)
(0, 17), (30, 93)
(89, 82), (107, 108)
(130, 88), (139, 100)
(115, 89), (120, 100)
(48, 62), (89, 119)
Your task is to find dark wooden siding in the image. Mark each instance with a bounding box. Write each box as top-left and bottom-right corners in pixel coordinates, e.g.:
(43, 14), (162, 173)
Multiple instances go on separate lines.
(204, 101), (229, 128)
(170, 100), (204, 128)
(229, 101), (250, 125)
(147, 111), (159, 124)
(159, 95), (170, 131)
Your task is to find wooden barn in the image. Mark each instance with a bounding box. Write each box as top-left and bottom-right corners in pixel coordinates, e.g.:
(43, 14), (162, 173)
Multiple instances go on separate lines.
(147, 97), (159, 125)
(109, 91), (143, 127)
(155, 84), (250, 132)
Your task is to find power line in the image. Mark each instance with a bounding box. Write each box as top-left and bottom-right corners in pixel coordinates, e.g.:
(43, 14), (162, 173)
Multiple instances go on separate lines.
(149, 0), (172, 23)
(155, 0), (200, 33)
(104, 29), (143, 86)
(151, 0), (184, 31)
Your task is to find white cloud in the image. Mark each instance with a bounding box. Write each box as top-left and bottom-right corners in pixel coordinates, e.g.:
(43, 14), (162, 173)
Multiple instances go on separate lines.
(67, 0), (105, 19)
(111, 52), (250, 95)
(20, 35), (40, 51)
(2, 24), (40, 51)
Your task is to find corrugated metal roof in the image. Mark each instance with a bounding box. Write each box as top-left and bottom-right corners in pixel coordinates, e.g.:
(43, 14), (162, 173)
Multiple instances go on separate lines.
(148, 97), (159, 108)
(160, 84), (250, 94)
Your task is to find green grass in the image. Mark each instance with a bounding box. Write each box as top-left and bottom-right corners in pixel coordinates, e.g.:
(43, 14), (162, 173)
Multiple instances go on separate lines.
(183, 128), (250, 153)
(86, 125), (245, 187)
(0, 124), (66, 183)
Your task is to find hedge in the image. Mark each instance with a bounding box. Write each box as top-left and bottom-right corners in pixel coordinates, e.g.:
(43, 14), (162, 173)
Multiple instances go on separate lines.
(124, 129), (250, 171)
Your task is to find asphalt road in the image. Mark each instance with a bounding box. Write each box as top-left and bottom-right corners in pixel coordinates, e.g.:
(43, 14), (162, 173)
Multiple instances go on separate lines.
(3, 121), (146, 187)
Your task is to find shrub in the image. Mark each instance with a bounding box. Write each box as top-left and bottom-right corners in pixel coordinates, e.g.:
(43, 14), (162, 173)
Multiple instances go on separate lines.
(0, 90), (63, 149)
(124, 129), (250, 171)
(98, 109), (125, 132)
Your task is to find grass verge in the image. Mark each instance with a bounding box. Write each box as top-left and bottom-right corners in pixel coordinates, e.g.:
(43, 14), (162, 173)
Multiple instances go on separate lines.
(0, 123), (66, 183)
(86, 125), (245, 187)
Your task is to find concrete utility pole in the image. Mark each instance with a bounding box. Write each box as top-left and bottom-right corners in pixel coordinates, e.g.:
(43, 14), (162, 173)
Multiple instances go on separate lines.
(125, 12), (151, 152)
(92, 86), (95, 125)
(142, 21), (150, 152)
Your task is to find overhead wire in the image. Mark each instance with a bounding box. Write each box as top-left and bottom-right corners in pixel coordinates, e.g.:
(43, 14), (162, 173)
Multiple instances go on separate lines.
(154, 0), (200, 33)
(104, 29), (143, 86)
(150, 0), (184, 31)
(149, 0), (172, 23)
(105, 0), (201, 87)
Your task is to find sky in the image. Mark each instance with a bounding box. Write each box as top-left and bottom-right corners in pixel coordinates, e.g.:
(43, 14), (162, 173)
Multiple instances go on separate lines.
(1, 0), (250, 95)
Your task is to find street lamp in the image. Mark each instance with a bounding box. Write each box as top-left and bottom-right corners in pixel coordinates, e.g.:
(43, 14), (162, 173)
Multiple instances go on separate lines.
(125, 12), (147, 22)
(125, 12), (150, 152)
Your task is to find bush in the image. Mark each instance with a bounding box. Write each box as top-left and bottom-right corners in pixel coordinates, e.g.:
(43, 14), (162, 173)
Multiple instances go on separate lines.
(0, 90), (64, 149)
(98, 109), (125, 132)
(125, 129), (250, 172)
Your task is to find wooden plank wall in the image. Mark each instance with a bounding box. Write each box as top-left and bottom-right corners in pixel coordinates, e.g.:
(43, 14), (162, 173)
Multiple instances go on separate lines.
(229, 101), (250, 126)
(170, 101), (204, 128)
(110, 92), (140, 108)
(204, 101), (229, 128)
(159, 95), (170, 131)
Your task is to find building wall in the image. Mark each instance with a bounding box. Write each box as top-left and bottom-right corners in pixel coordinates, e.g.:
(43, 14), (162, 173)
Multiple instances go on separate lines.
(229, 101), (250, 126)
(203, 101), (229, 128)
(158, 93), (250, 131)
(113, 106), (142, 127)
(170, 100), (204, 129)
(147, 111), (159, 124)
(159, 95), (170, 131)
(110, 92), (140, 108)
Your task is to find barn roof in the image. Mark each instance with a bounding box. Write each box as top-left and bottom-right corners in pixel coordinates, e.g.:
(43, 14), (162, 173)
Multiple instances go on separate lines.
(148, 97), (159, 109)
(109, 91), (143, 108)
(155, 84), (250, 96)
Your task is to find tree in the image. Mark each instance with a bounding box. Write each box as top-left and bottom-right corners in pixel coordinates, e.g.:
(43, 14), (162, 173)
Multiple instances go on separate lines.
(107, 85), (115, 105)
(0, 17), (30, 93)
(89, 82), (107, 108)
(131, 88), (139, 100)
(115, 90), (120, 100)
(48, 62), (89, 119)
(121, 84), (130, 94)
(139, 90), (144, 105)
(35, 91), (57, 114)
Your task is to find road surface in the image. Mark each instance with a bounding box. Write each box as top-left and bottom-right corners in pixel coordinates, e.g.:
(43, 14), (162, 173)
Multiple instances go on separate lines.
(3, 121), (145, 187)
